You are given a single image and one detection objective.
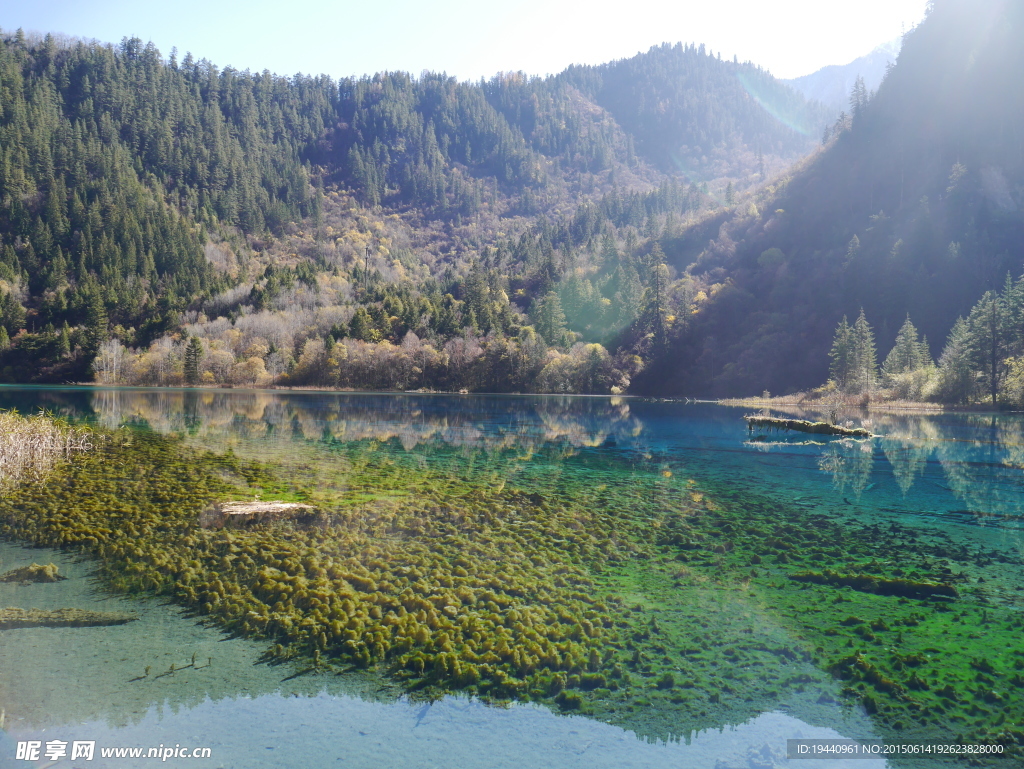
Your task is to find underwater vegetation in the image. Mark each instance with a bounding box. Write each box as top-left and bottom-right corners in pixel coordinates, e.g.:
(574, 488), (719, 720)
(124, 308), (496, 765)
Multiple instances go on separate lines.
(0, 431), (638, 704)
(0, 562), (65, 583)
(0, 425), (1022, 764)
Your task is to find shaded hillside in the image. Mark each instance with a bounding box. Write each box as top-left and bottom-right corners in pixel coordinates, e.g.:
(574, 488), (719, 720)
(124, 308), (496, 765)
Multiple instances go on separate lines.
(636, 0), (1024, 397)
(784, 39), (901, 113)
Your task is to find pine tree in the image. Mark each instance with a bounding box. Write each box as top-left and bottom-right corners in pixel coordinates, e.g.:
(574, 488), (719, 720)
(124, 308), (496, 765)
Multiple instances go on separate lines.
(184, 335), (203, 384)
(829, 316), (853, 389)
(641, 244), (669, 350)
(849, 76), (868, 121)
(851, 309), (878, 394)
(58, 323), (71, 358)
(531, 292), (568, 347)
(936, 317), (976, 404)
(84, 290), (108, 356)
(881, 315), (930, 381)
(349, 307), (379, 342)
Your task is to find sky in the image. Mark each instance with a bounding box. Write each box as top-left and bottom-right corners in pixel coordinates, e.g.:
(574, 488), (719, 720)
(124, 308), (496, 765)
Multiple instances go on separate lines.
(0, 0), (929, 81)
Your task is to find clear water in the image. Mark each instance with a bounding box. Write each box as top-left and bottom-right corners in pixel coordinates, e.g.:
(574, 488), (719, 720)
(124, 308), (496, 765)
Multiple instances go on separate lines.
(1, 387), (1021, 768)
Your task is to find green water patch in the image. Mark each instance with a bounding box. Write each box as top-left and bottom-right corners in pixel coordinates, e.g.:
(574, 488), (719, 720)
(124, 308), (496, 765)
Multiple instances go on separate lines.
(603, 476), (1024, 761)
(1, 428), (1022, 764)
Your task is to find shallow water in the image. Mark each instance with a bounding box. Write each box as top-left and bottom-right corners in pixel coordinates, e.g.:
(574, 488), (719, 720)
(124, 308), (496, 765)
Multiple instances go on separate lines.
(1, 387), (1022, 767)
(0, 542), (880, 769)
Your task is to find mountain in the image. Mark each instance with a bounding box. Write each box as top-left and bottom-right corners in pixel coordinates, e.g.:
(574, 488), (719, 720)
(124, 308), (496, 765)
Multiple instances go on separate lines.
(556, 44), (830, 184)
(635, 0), (1024, 397)
(784, 39), (902, 114)
(0, 30), (829, 391)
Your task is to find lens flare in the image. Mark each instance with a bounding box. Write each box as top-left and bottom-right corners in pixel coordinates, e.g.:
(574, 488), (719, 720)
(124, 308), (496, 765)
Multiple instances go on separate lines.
(736, 71), (816, 136)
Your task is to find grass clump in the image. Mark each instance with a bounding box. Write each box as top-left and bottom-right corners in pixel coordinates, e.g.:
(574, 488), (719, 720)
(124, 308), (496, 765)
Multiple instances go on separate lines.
(0, 410), (92, 488)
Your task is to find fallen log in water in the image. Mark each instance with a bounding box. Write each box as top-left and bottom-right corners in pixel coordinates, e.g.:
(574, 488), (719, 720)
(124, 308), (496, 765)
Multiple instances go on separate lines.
(0, 607), (138, 629)
(744, 415), (872, 438)
(789, 570), (958, 600)
(199, 500), (318, 529)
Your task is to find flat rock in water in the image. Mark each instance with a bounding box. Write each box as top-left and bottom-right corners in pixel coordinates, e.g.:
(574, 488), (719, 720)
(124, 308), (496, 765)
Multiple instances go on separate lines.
(0, 607), (138, 629)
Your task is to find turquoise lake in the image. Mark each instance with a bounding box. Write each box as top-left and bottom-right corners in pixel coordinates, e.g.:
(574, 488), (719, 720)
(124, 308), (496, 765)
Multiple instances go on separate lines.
(0, 387), (1021, 768)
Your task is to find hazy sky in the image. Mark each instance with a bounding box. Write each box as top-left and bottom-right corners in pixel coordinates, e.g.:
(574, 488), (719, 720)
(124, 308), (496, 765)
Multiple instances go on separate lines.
(2, 0), (928, 81)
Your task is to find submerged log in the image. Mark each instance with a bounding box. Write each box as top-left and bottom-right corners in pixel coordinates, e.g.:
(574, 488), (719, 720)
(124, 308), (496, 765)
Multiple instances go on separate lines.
(199, 500), (317, 529)
(790, 570), (959, 600)
(0, 563), (66, 583)
(0, 607), (138, 629)
(744, 415), (872, 438)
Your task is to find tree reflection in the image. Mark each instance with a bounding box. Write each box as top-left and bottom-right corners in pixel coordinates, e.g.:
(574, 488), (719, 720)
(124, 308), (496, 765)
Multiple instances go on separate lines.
(817, 439), (874, 499)
(59, 389), (646, 457)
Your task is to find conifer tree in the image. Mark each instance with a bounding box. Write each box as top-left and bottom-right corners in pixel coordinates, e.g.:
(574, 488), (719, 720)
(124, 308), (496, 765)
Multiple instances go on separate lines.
(184, 335), (203, 385)
(936, 317), (976, 404)
(881, 315), (930, 381)
(84, 290), (108, 356)
(349, 307), (379, 342)
(829, 316), (853, 389)
(531, 292), (568, 347)
(851, 309), (878, 394)
(58, 323), (71, 358)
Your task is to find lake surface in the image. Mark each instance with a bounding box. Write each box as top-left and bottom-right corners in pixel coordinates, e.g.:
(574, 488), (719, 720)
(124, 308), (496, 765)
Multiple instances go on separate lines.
(1, 387), (1022, 768)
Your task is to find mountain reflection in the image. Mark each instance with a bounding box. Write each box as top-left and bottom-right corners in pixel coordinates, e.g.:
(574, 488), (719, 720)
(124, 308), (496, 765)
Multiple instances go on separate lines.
(3, 388), (644, 455)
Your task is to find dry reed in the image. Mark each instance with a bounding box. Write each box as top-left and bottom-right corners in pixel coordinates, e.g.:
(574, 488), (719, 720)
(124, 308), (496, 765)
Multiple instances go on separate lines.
(0, 410), (93, 488)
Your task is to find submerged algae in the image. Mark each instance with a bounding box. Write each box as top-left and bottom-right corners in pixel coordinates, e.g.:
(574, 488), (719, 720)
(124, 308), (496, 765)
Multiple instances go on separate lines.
(1, 426), (1022, 764)
(0, 562), (65, 583)
(0, 431), (637, 704)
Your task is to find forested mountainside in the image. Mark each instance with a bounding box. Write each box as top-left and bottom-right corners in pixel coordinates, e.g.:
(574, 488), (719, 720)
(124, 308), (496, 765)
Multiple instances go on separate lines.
(783, 39), (900, 114)
(0, 27), (830, 391)
(637, 0), (1024, 398)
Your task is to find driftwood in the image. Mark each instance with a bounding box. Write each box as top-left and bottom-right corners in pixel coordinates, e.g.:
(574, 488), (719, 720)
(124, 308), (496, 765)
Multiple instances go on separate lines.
(744, 415), (872, 438)
(199, 500), (317, 529)
(0, 607), (138, 629)
(0, 563), (66, 583)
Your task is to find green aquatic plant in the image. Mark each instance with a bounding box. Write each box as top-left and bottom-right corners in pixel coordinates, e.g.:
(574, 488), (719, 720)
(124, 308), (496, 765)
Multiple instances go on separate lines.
(0, 430), (639, 703)
(0, 562), (65, 583)
(0, 424), (1022, 761)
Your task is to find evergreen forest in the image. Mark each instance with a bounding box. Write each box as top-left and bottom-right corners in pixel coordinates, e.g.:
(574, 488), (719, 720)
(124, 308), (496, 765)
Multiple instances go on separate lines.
(3, 0), (1024, 405)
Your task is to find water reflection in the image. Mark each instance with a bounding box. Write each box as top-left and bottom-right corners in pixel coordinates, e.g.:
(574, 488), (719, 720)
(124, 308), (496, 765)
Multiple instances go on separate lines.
(744, 409), (1024, 533)
(7, 387), (1024, 532)
(0, 388), (643, 455)
(2, 693), (884, 769)
(817, 440), (875, 500)
(0, 531), (882, 769)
